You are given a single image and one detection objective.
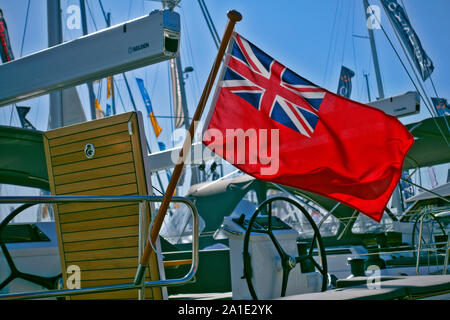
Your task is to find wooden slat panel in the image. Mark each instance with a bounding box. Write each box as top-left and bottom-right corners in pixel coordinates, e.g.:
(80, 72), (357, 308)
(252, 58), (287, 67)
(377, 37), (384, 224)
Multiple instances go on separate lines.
(80, 275), (152, 288)
(45, 112), (133, 140)
(62, 225), (139, 243)
(43, 112), (163, 300)
(51, 141), (132, 167)
(74, 257), (138, 271)
(55, 173), (136, 195)
(59, 205), (138, 223)
(57, 202), (138, 215)
(51, 131), (131, 157)
(61, 215), (139, 233)
(53, 152), (134, 176)
(64, 236), (139, 253)
(59, 183), (138, 196)
(70, 288), (154, 300)
(65, 247), (138, 262)
(54, 162), (135, 186)
(81, 268), (136, 280)
(48, 122), (130, 147)
(80, 278), (134, 287)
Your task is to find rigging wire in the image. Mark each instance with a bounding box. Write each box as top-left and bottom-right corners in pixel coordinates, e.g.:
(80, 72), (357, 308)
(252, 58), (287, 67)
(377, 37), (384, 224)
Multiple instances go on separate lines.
(180, 6), (201, 103)
(398, 3), (450, 132)
(350, 2), (361, 100)
(112, 79), (128, 113)
(322, 0), (341, 88)
(85, 0), (99, 31)
(380, 8), (437, 117)
(19, 0), (31, 57)
(98, 0), (109, 23)
(382, 12), (450, 140)
(367, 0), (450, 147)
(340, 1), (352, 68)
(197, 0), (220, 49)
(8, 0), (32, 128)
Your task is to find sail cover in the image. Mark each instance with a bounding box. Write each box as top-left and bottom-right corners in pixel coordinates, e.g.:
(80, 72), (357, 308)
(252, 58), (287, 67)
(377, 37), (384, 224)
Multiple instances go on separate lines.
(169, 59), (186, 128)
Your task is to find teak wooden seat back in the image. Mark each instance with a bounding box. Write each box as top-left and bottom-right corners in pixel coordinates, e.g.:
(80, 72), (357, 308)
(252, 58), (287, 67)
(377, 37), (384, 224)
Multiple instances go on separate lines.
(43, 112), (164, 300)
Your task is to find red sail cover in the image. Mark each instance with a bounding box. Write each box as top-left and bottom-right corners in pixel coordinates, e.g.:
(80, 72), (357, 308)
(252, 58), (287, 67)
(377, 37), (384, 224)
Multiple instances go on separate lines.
(0, 9), (14, 63)
(203, 33), (414, 221)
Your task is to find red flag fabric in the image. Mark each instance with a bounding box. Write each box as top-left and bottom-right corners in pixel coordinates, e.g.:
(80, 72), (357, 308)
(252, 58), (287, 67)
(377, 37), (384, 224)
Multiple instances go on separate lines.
(202, 33), (414, 222)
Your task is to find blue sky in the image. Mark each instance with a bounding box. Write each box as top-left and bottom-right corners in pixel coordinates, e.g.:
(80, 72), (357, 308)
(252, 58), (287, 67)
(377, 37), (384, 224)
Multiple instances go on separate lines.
(0, 0), (449, 191)
(1, 1), (449, 131)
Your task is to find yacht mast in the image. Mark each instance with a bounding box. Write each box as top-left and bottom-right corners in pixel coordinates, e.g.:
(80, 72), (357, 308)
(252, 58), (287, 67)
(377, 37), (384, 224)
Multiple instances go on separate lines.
(163, 0), (199, 185)
(47, 0), (63, 129)
(363, 0), (406, 214)
(363, 0), (385, 100)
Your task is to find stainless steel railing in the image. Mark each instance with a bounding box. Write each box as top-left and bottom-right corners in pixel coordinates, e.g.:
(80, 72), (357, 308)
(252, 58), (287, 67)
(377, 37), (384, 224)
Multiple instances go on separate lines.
(0, 195), (199, 300)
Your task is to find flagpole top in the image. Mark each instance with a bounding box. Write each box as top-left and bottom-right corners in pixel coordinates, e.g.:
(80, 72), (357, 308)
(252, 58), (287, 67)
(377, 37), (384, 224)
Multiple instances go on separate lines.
(227, 10), (242, 22)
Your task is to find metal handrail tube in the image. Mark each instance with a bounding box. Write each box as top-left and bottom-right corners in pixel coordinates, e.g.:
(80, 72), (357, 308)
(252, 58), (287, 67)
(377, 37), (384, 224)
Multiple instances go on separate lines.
(0, 195), (193, 204)
(416, 215), (425, 275)
(0, 270), (198, 300)
(0, 195), (199, 300)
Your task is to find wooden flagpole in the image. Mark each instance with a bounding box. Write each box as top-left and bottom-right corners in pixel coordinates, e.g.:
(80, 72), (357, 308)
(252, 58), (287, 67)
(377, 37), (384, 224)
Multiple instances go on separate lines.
(135, 10), (242, 284)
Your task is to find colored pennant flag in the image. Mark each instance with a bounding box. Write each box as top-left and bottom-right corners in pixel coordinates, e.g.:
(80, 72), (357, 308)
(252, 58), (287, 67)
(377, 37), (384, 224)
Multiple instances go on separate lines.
(107, 76), (113, 99)
(136, 77), (162, 137)
(337, 66), (355, 98)
(158, 142), (166, 151)
(106, 104), (112, 117)
(16, 106), (36, 130)
(0, 9), (15, 63)
(381, 0), (434, 81)
(203, 33), (414, 222)
(431, 97), (449, 116)
(94, 97), (105, 119)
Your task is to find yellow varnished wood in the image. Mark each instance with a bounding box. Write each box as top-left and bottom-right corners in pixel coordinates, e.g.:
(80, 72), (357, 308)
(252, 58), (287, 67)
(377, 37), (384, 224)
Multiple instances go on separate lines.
(60, 215), (139, 233)
(58, 204), (138, 223)
(65, 246), (138, 262)
(50, 131), (131, 157)
(54, 162), (135, 186)
(43, 112), (163, 300)
(52, 152), (134, 176)
(63, 236), (139, 253)
(48, 122), (130, 148)
(51, 141), (132, 167)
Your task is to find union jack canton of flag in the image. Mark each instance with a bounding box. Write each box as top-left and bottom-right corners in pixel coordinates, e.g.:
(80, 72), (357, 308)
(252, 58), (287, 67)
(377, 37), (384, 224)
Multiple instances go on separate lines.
(219, 33), (325, 138)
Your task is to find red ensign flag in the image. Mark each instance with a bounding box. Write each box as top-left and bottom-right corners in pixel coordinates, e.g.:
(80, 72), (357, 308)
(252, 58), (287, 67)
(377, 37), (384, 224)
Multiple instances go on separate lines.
(203, 33), (414, 222)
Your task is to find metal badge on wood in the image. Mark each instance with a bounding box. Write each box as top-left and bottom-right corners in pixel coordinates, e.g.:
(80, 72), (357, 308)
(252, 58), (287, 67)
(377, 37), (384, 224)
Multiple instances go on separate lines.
(84, 143), (95, 159)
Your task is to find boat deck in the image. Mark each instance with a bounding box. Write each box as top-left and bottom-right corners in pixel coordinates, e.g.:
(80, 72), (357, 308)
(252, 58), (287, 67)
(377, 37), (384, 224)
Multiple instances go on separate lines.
(278, 275), (450, 300)
(167, 275), (450, 300)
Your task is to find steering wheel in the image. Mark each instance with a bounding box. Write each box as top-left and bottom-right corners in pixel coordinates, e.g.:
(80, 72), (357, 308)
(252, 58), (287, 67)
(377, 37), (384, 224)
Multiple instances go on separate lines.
(242, 196), (328, 300)
(0, 204), (62, 292)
